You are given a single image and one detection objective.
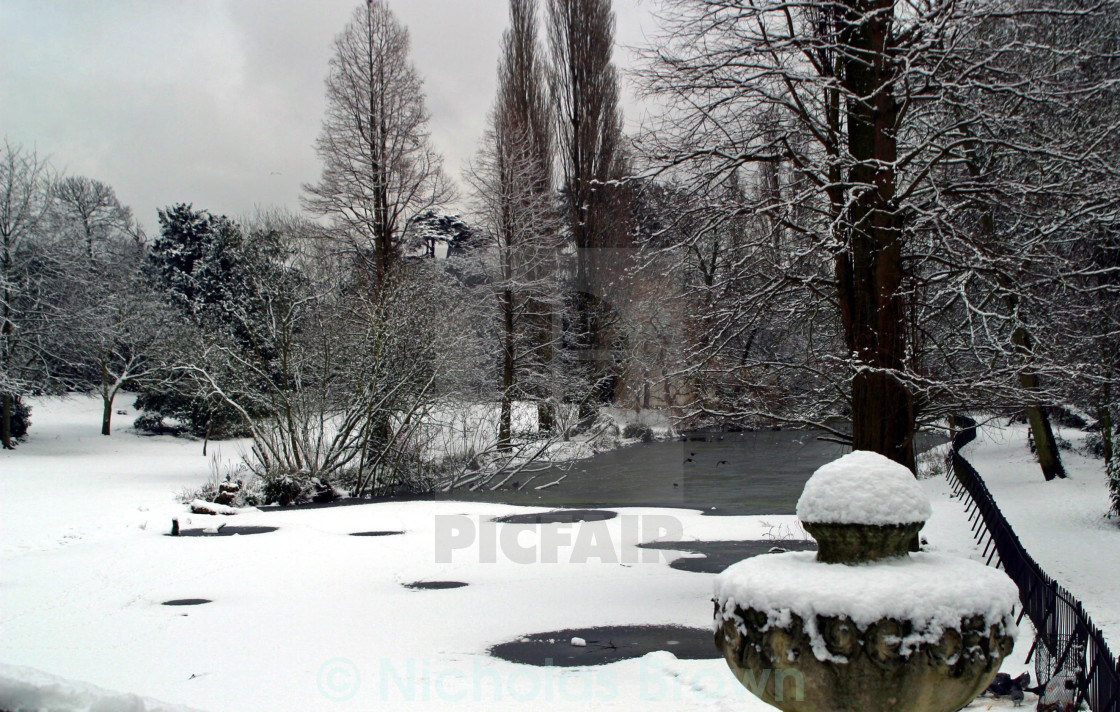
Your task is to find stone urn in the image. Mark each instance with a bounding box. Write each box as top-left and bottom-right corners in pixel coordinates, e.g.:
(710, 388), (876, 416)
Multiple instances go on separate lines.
(713, 451), (1018, 712)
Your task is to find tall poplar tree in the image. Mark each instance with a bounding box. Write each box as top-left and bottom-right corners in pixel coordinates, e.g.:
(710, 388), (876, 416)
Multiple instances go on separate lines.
(547, 0), (628, 413)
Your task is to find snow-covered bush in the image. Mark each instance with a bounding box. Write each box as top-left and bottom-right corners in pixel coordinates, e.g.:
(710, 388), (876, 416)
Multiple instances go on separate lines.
(1080, 419), (1119, 518)
(132, 388), (251, 439)
(133, 409), (184, 436)
(916, 443), (952, 480)
(178, 456), (263, 507)
(260, 473), (314, 507)
(1084, 431), (1106, 458)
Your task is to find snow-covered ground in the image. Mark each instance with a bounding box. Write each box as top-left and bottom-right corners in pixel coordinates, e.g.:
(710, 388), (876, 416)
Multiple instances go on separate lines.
(0, 395), (1060, 711)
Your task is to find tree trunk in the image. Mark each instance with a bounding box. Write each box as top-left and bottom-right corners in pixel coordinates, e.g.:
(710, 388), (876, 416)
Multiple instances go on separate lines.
(532, 299), (555, 434)
(1, 392), (12, 449)
(100, 364), (114, 436)
(834, 0), (916, 472)
(537, 402), (553, 434)
(500, 288), (515, 450)
(101, 396), (113, 436)
(1024, 405), (1063, 480)
(1099, 385), (1113, 467)
(499, 397), (513, 451)
(1011, 327), (1065, 480)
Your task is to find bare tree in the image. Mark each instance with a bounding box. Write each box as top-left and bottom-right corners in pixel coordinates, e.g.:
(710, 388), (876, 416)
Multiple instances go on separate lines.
(638, 0), (917, 465)
(50, 176), (137, 263)
(303, 0), (452, 288)
(0, 140), (52, 448)
(502, 0), (554, 194)
(910, 0), (1120, 479)
(45, 175), (166, 436)
(638, 0), (1119, 474)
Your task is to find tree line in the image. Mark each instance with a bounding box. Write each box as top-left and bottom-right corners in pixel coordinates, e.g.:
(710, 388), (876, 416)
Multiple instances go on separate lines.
(2, 0), (1117, 513)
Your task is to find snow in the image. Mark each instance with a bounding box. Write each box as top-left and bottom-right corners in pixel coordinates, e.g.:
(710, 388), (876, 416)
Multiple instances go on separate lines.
(0, 396), (798, 711)
(0, 663), (208, 712)
(187, 500), (250, 516)
(0, 396), (249, 557)
(714, 552), (1019, 662)
(0, 396), (1060, 711)
(796, 450), (932, 525)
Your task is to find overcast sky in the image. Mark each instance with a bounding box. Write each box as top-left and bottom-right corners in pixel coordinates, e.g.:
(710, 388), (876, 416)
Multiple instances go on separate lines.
(0, 0), (658, 233)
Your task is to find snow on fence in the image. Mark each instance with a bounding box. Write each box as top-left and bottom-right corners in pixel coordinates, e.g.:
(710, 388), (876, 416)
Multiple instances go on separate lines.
(947, 415), (1120, 712)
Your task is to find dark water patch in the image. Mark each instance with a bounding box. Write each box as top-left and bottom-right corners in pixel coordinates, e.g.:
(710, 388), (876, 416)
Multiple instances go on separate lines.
(438, 428), (947, 516)
(492, 509), (617, 524)
(404, 581), (468, 590)
(490, 625), (715, 667)
(640, 539), (817, 574)
(438, 429), (846, 516)
(169, 526), (278, 537)
(350, 530), (405, 537)
(162, 599), (211, 606)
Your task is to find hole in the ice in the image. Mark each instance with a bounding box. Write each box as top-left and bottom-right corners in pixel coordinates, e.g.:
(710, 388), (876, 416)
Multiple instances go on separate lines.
(404, 581), (468, 590)
(492, 509), (617, 524)
(489, 625), (715, 666)
(637, 539), (817, 574)
(350, 530), (405, 537)
(162, 599), (211, 606)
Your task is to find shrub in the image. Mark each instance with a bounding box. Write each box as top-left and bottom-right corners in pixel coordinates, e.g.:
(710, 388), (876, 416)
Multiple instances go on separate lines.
(133, 389), (251, 439)
(6, 395), (31, 442)
(259, 472), (338, 506)
(1085, 432), (1106, 458)
(133, 411), (187, 436)
(261, 474), (309, 507)
(623, 423), (654, 443)
(916, 445), (951, 480)
(178, 457), (263, 508)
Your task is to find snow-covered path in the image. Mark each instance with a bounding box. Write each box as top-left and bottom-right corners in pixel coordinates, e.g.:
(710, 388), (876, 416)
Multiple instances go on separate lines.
(1, 396), (1039, 711)
(956, 422), (1120, 647)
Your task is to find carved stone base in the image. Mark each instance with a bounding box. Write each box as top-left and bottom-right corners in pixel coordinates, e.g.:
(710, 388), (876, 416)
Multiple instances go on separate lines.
(715, 604), (1014, 712)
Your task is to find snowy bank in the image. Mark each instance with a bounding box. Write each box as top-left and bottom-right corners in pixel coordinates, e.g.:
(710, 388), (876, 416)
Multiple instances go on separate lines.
(0, 663), (209, 712)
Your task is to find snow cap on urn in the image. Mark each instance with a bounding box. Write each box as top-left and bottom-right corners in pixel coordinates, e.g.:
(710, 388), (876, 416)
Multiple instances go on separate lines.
(797, 450), (932, 526)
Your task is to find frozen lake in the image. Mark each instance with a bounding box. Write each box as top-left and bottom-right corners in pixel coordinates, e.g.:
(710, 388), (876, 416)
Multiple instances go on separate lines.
(441, 428), (949, 515)
(441, 429), (848, 515)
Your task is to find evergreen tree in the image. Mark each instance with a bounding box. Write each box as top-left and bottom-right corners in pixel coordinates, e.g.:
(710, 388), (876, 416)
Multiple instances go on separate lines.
(148, 204), (247, 329)
(139, 205), (262, 438)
